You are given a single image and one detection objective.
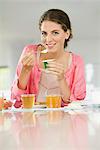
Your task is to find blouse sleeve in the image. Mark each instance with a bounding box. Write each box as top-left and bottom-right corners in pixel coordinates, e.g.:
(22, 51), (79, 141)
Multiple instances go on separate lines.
(11, 44), (37, 101)
(69, 55), (86, 101)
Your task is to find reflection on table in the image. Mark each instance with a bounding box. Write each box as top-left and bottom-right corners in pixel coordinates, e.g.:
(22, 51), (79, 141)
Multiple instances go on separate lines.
(0, 105), (100, 150)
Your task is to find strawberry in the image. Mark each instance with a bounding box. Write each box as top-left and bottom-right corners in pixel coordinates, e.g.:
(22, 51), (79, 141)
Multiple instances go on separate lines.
(14, 100), (22, 108)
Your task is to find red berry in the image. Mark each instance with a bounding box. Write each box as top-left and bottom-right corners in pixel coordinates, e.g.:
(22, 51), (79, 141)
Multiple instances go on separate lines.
(14, 100), (22, 108)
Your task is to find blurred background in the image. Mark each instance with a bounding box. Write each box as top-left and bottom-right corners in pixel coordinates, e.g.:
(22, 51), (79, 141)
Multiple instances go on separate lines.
(0, 0), (100, 101)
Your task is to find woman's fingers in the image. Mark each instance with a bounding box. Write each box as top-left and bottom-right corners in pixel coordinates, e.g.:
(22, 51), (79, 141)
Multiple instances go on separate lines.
(46, 61), (65, 80)
(47, 61), (63, 68)
(22, 52), (35, 68)
(47, 62), (65, 72)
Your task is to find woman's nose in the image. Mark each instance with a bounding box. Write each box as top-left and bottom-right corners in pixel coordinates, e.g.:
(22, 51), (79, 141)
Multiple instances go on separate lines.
(46, 34), (53, 42)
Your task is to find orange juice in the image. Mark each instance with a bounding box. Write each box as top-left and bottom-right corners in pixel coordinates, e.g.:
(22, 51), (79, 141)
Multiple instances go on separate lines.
(46, 95), (61, 108)
(21, 94), (35, 109)
(0, 97), (4, 110)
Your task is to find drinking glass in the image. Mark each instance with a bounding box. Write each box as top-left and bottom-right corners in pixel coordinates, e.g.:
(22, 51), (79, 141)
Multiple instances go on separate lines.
(21, 94), (35, 109)
(0, 92), (4, 110)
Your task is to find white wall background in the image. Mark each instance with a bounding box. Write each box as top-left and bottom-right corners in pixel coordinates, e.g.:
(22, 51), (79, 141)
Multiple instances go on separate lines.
(0, 0), (100, 90)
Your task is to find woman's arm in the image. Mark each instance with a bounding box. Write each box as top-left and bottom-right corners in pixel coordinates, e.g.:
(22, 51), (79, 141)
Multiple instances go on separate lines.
(58, 78), (71, 103)
(18, 52), (35, 90)
(69, 55), (86, 101)
(11, 45), (37, 101)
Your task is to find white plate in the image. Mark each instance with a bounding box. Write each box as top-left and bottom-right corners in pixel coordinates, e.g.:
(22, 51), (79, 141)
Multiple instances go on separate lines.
(33, 105), (47, 108)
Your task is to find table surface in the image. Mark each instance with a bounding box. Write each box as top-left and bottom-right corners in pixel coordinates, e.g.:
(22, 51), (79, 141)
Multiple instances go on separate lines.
(0, 103), (100, 150)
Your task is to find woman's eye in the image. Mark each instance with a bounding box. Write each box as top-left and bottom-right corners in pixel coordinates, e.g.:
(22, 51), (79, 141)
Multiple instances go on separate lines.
(41, 32), (47, 37)
(53, 31), (59, 35)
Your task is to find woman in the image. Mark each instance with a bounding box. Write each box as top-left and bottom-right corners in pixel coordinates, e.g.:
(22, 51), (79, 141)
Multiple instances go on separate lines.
(11, 9), (86, 107)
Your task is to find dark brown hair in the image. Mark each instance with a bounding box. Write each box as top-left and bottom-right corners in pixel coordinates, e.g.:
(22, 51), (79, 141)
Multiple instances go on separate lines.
(39, 9), (73, 48)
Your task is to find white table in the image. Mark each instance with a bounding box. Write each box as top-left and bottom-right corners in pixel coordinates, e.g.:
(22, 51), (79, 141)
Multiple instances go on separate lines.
(0, 104), (100, 150)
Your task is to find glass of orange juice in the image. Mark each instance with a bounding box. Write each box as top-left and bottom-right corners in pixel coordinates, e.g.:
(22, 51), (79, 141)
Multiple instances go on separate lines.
(21, 94), (35, 109)
(0, 92), (4, 111)
(46, 95), (61, 108)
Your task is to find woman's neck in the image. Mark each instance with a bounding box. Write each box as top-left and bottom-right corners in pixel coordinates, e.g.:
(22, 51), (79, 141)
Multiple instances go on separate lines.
(51, 49), (66, 60)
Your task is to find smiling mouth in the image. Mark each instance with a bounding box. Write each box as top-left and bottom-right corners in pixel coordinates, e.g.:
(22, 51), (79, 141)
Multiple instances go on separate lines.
(46, 43), (56, 49)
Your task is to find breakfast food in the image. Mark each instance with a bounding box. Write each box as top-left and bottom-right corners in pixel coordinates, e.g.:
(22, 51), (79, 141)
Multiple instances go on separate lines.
(37, 44), (46, 53)
(3, 99), (13, 109)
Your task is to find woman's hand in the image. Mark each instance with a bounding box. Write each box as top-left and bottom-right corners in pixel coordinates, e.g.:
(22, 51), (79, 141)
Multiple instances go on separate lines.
(47, 61), (66, 80)
(46, 61), (71, 101)
(21, 51), (35, 71)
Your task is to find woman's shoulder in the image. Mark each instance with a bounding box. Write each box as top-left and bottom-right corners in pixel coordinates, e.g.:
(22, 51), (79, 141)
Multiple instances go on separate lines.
(71, 52), (84, 65)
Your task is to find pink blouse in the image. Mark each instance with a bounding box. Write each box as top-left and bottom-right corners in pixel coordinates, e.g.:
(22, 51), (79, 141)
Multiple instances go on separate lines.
(11, 44), (86, 106)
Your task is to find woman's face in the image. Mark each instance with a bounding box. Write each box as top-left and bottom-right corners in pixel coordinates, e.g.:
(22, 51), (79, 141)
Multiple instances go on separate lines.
(40, 20), (69, 53)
